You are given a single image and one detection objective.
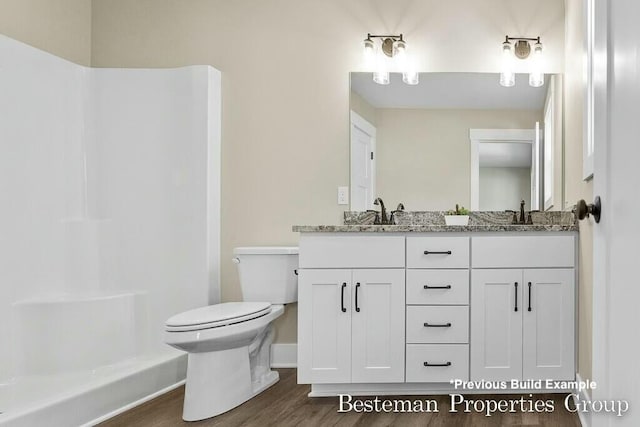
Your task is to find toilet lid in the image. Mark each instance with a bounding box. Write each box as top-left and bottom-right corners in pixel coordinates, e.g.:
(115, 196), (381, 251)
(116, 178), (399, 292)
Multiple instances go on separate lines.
(165, 302), (272, 332)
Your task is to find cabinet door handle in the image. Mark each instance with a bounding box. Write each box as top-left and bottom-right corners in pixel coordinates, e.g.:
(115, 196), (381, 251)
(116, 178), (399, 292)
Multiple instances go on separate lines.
(355, 282), (361, 312)
(528, 282), (532, 312)
(340, 283), (347, 313)
(423, 284), (452, 290)
(514, 282), (519, 312)
(424, 322), (452, 328)
(423, 250), (452, 255)
(423, 361), (452, 367)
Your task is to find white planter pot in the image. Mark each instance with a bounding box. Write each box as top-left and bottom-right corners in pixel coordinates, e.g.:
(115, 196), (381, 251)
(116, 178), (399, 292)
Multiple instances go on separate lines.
(444, 215), (469, 226)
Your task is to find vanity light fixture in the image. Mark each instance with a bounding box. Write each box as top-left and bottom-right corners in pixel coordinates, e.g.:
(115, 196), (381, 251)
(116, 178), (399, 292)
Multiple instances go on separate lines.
(499, 36), (544, 88)
(363, 33), (418, 85)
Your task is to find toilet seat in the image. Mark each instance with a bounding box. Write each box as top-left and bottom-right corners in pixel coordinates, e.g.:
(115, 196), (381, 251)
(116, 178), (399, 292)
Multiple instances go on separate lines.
(166, 302), (272, 332)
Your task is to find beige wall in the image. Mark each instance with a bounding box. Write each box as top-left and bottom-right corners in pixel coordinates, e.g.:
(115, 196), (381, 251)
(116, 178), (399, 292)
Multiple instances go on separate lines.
(89, 0), (565, 343)
(564, 0), (593, 384)
(1, 0), (566, 344)
(0, 0), (92, 65)
(376, 108), (541, 211)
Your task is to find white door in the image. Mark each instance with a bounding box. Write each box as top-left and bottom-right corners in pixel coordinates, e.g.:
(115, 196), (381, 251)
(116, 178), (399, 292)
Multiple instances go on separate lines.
(471, 269), (523, 381)
(351, 269), (405, 383)
(531, 122), (541, 210)
(590, 1), (640, 425)
(297, 269), (351, 384)
(522, 269), (575, 380)
(350, 111), (376, 211)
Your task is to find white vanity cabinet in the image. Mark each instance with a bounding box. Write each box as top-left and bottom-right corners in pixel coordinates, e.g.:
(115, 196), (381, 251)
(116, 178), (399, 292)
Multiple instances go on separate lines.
(297, 235), (406, 384)
(296, 231), (577, 395)
(470, 236), (576, 382)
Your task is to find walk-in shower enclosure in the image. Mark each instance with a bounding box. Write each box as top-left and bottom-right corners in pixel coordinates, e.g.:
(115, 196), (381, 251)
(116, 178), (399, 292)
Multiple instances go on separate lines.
(0, 34), (221, 426)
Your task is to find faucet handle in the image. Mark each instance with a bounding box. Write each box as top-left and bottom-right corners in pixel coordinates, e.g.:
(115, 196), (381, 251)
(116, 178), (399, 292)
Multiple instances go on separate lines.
(505, 210), (518, 224)
(526, 210), (540, 225)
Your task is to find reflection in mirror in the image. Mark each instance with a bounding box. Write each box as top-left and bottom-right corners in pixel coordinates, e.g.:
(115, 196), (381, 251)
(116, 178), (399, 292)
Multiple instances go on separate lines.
(349, 72), (563, 212)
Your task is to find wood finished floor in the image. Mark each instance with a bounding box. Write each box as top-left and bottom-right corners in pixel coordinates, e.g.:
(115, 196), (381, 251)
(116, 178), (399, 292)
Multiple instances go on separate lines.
(100, 369), (581, 427)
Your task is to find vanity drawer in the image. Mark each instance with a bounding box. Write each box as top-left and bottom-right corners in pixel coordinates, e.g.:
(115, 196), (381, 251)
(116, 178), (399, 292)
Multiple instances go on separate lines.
(406, 270), (469, 305)
(406, 306), (469, 344)
(407, 236), (469, 269)
(472, 236), (575, 268)
(406, 344), (469, 383)
(299, 235), (405, 268)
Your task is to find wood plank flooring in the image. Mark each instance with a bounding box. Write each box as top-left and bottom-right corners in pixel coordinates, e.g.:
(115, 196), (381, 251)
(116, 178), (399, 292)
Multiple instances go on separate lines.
(100, 369), (581, 427)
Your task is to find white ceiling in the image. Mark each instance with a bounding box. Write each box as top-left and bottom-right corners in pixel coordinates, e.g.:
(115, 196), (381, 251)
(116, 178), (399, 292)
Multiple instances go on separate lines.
(479, 142), (532, 168)
(351, 72), (548, 110)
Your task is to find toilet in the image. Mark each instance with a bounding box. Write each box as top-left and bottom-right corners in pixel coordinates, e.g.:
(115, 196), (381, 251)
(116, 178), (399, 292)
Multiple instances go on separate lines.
(164, 246), (298, 421)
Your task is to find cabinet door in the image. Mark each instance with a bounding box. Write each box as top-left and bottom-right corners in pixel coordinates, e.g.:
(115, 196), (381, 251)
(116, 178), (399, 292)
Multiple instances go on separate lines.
(351, 269), (405, 383)
(471, 269), (523, 381)
(523, 269), (575, 380)
(297, 269), (352, 384)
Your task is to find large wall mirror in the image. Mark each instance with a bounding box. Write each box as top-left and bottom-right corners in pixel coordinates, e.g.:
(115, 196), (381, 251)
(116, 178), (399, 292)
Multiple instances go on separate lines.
(349, 72), (564, 212)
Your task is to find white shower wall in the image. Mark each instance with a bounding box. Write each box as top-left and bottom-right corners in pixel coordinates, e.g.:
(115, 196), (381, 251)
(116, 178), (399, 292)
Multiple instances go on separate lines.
(0, 34), (220, 421)
(86, 66), (221, 354)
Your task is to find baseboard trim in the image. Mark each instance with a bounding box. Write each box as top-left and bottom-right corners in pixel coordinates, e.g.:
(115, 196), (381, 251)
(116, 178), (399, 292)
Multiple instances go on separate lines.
(574, 373), (591, 427)
(271, 343), (297, 368)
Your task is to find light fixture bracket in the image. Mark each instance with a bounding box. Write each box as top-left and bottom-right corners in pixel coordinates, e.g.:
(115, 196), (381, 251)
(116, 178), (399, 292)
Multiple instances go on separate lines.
(367, 33), (404, 57)
(504, 36), (541, 59)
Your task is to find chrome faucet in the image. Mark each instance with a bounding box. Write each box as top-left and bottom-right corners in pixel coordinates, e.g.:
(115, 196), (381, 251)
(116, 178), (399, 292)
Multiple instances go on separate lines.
(373, 197), (388, 225)
(519, 200), (526, 224)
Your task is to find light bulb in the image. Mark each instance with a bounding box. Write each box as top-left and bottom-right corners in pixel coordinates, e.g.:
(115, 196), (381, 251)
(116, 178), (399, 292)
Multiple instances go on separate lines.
(395, 39), (407, 70)
(500, 41), (515, 87)
(373, 46), (390, 85)
(529, 41), (544, 87)
(373, 70), (390, 85)
(363, 37), (375, 70)
(403, 71), (419, 85)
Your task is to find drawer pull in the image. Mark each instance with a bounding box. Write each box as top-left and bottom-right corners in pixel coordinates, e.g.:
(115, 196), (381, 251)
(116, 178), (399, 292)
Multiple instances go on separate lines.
(341, 283), (347, 313)
(423, 361), (452, 367)
(355, 282), (361, 312)
(423, 284), (452, 290)
(424, 250), (452, 255)
(514, 282), (519, 312)
(528, 282), (532, 312)
(424, 322), (452, 328)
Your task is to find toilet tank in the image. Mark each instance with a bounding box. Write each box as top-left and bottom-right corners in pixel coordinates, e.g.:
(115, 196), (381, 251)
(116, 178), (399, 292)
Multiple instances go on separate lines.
(233, 247), (298, 304)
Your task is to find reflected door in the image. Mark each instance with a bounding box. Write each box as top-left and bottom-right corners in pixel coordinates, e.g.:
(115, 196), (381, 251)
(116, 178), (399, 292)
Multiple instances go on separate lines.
(350, 111), (376, 211)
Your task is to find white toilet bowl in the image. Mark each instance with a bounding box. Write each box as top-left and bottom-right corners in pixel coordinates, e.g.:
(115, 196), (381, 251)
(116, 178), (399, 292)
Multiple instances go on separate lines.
(164, 246), (298, 421)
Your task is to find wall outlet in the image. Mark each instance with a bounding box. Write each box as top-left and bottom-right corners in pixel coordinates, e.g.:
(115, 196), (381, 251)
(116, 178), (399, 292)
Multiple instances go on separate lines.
(337, 186), (349, 205)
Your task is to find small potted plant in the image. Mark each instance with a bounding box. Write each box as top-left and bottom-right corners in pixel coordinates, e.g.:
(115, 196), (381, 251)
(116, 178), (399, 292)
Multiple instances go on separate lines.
(444, 204), (470, 226)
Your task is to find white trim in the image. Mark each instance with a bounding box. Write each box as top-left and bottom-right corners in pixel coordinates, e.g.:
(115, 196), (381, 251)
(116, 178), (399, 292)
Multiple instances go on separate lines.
(573, 373), (591, 427)
(271, 343), (297, 368)
(469, 129), (538, 210)
(582, 0), (595, 180)
(543, 78), (555, 210)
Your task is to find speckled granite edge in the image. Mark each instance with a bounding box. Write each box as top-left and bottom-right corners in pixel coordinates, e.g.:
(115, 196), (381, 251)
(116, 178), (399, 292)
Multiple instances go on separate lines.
(294, 210), (578, 232)
(343, 210), (577, 226)
(292, 224), (578, 233)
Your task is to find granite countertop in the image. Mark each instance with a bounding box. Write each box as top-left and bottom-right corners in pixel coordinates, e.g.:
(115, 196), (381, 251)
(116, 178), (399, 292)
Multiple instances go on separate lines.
(292, 224), (578, 232)
(292, 211), (579, 233)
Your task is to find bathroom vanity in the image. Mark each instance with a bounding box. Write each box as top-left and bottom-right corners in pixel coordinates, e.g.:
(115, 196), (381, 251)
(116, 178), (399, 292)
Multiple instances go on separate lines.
(293, 216), (578, 396)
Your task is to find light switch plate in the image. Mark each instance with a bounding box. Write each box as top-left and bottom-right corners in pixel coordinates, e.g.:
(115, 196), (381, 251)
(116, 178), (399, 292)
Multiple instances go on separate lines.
(337, 186), (349, 205)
